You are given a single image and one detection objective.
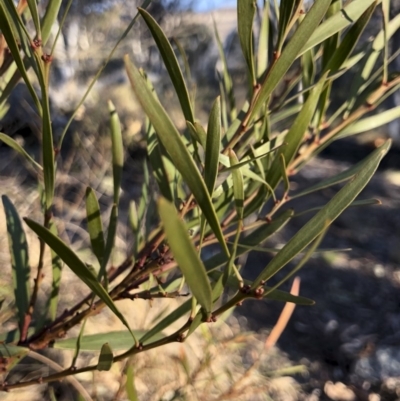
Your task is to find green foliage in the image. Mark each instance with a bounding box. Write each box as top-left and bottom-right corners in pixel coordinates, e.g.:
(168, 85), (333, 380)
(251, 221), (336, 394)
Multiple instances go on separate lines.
(0, 0), (398, 396)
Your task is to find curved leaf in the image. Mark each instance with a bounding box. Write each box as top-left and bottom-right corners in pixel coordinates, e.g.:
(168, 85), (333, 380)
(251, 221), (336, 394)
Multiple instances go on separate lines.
(0, 133), (42, 171)
(139, 8), (194, 124)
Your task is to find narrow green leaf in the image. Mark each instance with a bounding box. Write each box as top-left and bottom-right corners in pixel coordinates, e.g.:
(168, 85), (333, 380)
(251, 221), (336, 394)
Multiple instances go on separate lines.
(126, 365), (139, 401)
(205, 97), (221, 195)
(97, 343), (113, 371)
(158, 197), (212, 314)
(266, 72), (328, 189)
(295, 198), (382, 217)
(300, 0), (378, 56)
(291, 145), (391, 200)
(71, 318), (88, 368)
(125, 56), (229, 256)
(381, 0), (390, 84)
(237, 0), (256, 86)
(55, 330), (161, 351)
(0, 133), (42, 171)
(143, 74), (174, 201)
(2, 196), (30, 330)
(27, 0), (41, 38)
(194, 122), (207, 149)
(339, 106), (400, 138)
(139, 8), (194, 124)
(257, 0), (270, 79)
(108, 101), (124, 205)
(41, 0), (62, 45)
(229, 150), (244, 220)
(208, 270), (314, 306)
(263, 287), (314, 305)
(276, 0), (299, 53)
(85, 187), (105, 266)
(41, 84), (55, 211)
(252, 141), (391, 288)
(301, 48), (316, 102)
(49, 221), (62, 321)
(279, 154), (290, 194)
(23, 218), (137, 345)
(129, 201), (139, 233)
(102, 204), (118, 277)
(265, 226), (327, 297)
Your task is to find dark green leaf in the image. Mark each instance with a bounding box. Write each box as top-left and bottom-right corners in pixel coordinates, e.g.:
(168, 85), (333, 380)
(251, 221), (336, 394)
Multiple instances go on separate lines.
(139, 8), (194, 124)
(97, 343), (113, 371)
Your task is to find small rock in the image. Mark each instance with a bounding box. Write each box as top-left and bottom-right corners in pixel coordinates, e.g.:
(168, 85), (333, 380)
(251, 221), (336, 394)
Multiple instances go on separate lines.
(324, 381), (356, 401)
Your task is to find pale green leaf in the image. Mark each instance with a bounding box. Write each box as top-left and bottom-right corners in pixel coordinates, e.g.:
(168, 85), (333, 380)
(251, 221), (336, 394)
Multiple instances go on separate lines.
(158, 197), (212, 314)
